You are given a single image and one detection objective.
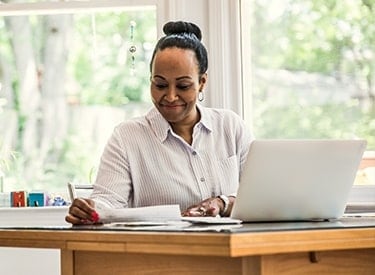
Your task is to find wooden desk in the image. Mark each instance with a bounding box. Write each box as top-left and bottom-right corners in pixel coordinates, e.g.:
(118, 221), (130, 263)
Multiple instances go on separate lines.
(0, 219), (374, 275)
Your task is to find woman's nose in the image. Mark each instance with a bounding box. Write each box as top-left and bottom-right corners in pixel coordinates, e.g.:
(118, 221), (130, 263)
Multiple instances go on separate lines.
(164, 87), (178, 102)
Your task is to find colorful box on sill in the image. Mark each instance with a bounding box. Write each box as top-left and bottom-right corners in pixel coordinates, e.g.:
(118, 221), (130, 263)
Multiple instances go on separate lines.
(29, 192), (46, 207)
(11, 191), (27, 207)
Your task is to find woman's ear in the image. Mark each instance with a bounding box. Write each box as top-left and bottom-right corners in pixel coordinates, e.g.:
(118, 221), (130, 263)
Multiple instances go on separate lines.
(199, 73), (208, 90)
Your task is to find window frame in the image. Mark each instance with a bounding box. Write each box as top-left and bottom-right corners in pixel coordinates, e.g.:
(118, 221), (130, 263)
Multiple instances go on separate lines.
(0, 0), (159, 191)
(1, 0), (373, 202)
(0, 0), (157, 16)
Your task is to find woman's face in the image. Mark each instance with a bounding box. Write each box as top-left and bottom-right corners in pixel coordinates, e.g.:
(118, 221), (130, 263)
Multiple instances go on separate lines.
(150, 47), (207, 125)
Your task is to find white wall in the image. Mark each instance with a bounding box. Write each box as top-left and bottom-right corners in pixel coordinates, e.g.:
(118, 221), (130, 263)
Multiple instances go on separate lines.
(0, 248), (60, 275)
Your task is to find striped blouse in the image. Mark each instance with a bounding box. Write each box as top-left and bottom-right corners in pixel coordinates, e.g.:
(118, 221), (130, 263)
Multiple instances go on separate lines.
(90, 104), (253, 212)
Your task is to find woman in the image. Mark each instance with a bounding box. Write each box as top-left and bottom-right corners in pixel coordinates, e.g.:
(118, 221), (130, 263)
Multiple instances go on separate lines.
(66, 21), (253, 225)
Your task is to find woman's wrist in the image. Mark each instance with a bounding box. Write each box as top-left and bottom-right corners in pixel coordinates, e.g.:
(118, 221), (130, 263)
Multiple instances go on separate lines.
(217, 195), (229, 216)
(216, 195), (236, 217)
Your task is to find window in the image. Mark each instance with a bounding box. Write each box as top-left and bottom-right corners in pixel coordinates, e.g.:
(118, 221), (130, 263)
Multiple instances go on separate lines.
(0, 0), (157, 192)
(242, 0), (374, 188)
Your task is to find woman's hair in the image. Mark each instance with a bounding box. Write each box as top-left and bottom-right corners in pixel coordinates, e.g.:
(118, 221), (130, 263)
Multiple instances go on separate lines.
(149, 21), (208, 75)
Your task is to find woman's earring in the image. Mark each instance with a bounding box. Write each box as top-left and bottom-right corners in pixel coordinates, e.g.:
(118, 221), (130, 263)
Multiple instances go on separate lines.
(198, 91), (204, 102)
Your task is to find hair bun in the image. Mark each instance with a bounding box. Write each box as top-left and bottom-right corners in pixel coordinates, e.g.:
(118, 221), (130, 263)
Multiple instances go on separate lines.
(163, 21), (202, 41)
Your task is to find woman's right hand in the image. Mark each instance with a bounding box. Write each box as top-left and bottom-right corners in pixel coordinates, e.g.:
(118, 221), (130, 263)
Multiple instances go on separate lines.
(65, 198), (97, 225)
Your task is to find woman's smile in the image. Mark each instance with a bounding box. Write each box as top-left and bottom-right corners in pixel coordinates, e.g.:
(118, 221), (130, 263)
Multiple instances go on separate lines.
(160, 102), (186, 109)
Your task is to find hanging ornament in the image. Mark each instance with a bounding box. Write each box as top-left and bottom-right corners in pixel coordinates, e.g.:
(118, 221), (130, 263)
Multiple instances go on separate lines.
(129, 20), (137, 75)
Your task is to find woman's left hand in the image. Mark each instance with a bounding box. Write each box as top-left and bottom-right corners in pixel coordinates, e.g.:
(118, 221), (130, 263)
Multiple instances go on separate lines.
(182, 197), (223, 217)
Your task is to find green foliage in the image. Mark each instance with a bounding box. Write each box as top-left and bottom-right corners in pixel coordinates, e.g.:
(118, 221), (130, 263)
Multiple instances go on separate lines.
(251, 0), (375, 149)
(254, 92), (374, 144)
(0, 147), (18, 180)
(252, 0), (374, 75)
(2, 132), (99, 190)
(40, 133), (99, 187)
(0, 9), (156, 191)
(69, 10), (156, 106)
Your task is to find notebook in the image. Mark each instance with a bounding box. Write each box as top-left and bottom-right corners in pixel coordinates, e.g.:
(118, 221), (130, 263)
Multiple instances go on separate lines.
(230, 139), (367, 222)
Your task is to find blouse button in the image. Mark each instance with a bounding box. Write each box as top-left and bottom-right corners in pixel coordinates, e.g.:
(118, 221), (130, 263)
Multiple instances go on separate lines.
(200, 177), (205, 182)
(192, 151), (197, 155)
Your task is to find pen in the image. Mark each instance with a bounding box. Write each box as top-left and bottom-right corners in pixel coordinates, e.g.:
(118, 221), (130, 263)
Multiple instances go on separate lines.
(67, 182), (77, 203)
(67, 182), (99, 223)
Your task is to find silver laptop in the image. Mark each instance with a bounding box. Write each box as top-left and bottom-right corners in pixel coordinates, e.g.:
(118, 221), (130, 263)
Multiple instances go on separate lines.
(231, 139), (367, 222)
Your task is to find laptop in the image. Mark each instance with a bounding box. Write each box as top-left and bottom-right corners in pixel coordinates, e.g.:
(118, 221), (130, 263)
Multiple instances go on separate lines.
(230, 139), (367, 222)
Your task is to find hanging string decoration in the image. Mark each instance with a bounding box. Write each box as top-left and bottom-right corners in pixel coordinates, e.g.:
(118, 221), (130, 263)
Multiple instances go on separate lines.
(129, 21), (137, 75)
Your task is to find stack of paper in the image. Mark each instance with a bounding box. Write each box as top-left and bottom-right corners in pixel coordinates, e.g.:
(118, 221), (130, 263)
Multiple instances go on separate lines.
(0, 206), (70, 228)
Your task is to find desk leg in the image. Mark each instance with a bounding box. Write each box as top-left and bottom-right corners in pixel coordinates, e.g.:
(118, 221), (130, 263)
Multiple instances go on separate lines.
(61, 249), (74, 275)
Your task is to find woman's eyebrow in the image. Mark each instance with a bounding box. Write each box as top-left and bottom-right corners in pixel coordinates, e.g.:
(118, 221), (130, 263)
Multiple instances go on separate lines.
(176, 76), (193, 81)
(153, 75), (193, 81)
(152, 75), (166, 80)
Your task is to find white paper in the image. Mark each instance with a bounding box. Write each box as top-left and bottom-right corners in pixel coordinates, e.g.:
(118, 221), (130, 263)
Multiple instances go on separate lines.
(0, 206), (70, 227)
(101, 221), (243, 232)
(181, 216), (242, 224)
(102, 221), (192, 230)
(182, 224), (243, 232)
(97, 204), (182, 224)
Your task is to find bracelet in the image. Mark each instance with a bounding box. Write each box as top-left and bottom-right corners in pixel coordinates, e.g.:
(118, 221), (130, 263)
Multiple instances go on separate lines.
(217, 195), (229, 216)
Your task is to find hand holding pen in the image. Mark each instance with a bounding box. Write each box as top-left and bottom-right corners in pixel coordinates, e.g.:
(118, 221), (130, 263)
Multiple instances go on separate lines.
(65, 198), (99, 225)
